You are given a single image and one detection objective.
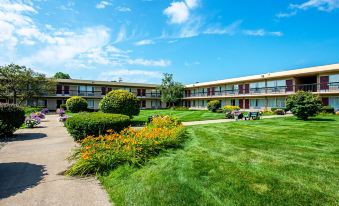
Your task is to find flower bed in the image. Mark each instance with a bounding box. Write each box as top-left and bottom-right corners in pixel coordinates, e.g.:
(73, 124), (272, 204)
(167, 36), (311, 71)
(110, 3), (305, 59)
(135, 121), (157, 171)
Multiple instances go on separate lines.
(66, 116), (187, 175)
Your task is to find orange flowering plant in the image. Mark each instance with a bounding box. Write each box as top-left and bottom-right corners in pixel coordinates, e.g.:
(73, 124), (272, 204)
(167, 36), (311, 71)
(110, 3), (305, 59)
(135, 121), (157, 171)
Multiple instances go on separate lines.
(66, 116), (187, 175)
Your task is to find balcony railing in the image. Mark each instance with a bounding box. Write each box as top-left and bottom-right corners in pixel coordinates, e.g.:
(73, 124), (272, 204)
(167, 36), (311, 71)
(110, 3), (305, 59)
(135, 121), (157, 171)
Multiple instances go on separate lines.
(185, 82), (339, 98)
(50, 90), (162, 98)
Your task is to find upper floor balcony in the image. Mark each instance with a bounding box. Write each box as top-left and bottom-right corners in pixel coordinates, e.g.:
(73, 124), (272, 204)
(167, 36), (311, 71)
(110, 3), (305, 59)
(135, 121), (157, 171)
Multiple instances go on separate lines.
(184, 82), (339, 98)
(47, 89), (162, 98)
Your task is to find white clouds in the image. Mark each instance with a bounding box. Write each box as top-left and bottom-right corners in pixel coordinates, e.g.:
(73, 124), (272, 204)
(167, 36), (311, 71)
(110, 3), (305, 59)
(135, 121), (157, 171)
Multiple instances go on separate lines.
(116, 6), (131, 12)
(243, 29), (283, 37)
(114, 26), (127, 43)
(96, 1), (110, 9)
(127, 58), (171, 67)
(185, 0), (199, 9)
(277, 0), (339, 18)
(204, 20), (242, 35)
(135, 39), (154, 46)
(164, 2), (189, 24)
(290, 0), (339, 11)
(163, 0), (199, 24)
(20, 26), (111, 66)
(98, 69), (162, 83)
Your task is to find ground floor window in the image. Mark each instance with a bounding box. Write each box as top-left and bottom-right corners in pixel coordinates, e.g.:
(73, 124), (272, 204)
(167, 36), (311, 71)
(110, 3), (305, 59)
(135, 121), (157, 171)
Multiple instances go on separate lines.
(250, 99), (265, 108)
(329, 97), (339, 110)
(87, 99), (94, 108)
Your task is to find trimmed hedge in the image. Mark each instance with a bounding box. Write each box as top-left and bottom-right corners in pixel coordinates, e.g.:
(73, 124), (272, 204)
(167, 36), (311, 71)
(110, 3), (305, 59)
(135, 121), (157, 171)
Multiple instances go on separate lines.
(0, 103), (25, 137)
(65, 112), (130, 141)
(99, 90), (140, 118)
(66, 96), (88, 113)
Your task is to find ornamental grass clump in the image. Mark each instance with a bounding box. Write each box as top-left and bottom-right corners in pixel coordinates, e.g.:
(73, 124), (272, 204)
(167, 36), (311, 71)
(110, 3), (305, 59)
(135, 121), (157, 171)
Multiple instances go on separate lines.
(66, 116), (187, 176)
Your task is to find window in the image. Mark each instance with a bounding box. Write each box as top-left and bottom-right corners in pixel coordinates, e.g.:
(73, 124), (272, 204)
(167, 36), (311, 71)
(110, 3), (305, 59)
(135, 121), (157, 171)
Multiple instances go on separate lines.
(78, 86), (86, 96)
(64, 85), (70, 95)
(56, 85), (62, 94)
(250, 99), (265, 108)
(329, 97), (339, 110)
(276, 98), (286, 107)
(268, 98), (276, 107)
(329, 74), (339, 83)
(87, 99), (94, 108)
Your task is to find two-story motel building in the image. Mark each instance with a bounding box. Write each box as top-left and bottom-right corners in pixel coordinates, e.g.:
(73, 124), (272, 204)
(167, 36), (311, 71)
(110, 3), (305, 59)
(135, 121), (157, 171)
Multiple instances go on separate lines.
(9, 63), (339, 111)
(182, 64), (339, 111)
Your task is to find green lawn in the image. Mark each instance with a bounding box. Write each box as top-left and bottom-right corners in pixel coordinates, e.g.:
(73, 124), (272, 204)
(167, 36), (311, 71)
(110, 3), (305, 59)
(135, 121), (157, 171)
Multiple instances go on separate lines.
(99, 115), (339, 206)
(133, 109), (225, 123)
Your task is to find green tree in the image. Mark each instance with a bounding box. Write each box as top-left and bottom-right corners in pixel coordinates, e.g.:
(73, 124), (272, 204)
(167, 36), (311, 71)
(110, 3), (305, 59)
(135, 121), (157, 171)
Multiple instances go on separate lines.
(157, 73), (184, 107)
(54, 72), (71, 79)
(99, 90), (140, 118)
(0, 64), (55, 104)
(286, 91), (322, 120)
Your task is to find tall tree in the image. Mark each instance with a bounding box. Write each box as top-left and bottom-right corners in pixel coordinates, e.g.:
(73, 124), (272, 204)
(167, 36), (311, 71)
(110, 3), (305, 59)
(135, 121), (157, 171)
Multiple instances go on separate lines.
(54, 72), (71, 79)
(0, 64), (55, 104)
(157, 73), (184, 107)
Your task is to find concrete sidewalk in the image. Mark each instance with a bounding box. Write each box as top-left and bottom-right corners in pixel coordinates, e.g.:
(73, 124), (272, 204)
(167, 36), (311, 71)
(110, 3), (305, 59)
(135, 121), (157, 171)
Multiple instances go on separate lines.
(0, 115), (111, 206)
(183, 114), (292, 126)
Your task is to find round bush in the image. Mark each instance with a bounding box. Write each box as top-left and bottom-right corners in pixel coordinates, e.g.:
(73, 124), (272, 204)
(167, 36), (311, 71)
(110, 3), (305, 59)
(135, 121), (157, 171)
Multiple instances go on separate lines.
(65, 112), (130, 141)
(99, 90), (140, 117)
(286, 91), (322, 120)
(0, 103), (25, 137)
(66, 96), (88, 113)
(207, 100), (221, 112)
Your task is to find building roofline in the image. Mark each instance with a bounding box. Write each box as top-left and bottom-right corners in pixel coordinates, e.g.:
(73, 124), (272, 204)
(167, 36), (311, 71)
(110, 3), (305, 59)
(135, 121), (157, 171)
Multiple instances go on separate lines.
(53, 78), (159, 88)
(185, 63), (339, 88)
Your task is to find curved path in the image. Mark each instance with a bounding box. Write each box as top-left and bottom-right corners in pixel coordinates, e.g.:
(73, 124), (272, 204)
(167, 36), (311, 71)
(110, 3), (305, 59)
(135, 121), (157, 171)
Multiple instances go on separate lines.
(0, 115), (111, 206)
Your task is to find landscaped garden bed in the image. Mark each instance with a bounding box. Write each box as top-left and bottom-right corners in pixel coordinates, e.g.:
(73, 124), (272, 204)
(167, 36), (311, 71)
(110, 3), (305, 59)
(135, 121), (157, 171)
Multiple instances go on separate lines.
(66, 116), (187, 175)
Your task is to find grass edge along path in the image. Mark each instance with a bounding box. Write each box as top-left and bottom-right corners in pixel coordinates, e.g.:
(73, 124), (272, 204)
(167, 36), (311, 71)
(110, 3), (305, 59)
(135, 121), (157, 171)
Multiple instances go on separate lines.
(99, 115), (339, 206)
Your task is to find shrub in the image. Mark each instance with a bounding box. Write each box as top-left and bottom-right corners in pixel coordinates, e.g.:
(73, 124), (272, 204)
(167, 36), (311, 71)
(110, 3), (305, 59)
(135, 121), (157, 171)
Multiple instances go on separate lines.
(23, 106), (43, 115)
(66, 116), (186, 175)
(171, 106), (189, 111)
(99, 90), (140, 118)
(321, 106), (335, 114)
(271, 107), (287, 112)
(207, 100), (221, 112)
(0, 103), (25, 137)
(274, 109), (285, 115)
(60, 104), (67, 110)
(286, 91), (322, 120)
(223, 105), (240, 112)
(65, 112), (130, 141)
(261, 109), (275, 116)
(66, 96), (88, 113)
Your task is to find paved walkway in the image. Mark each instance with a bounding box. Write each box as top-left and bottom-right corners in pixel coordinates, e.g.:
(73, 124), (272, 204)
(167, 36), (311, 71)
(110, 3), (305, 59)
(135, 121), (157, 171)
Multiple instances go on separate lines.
(0, 115), (111, 206)
(182, 114), (292, 126)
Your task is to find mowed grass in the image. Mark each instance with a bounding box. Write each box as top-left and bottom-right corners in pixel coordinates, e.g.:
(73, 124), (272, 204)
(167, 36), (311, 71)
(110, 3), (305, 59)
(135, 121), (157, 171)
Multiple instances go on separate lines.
(133, 109), (225, 123)
(99, 115), (339, 206)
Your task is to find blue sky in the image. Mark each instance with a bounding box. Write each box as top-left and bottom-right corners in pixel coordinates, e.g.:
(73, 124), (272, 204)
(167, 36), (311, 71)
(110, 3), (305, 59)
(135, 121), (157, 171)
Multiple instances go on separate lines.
(0, 0), (339, 84)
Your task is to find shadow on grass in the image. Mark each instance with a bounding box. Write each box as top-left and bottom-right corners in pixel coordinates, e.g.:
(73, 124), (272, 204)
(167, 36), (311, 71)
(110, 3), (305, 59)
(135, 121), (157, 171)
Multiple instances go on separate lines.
(307, 118), (336, 122)
(0, 162), (46, 199)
